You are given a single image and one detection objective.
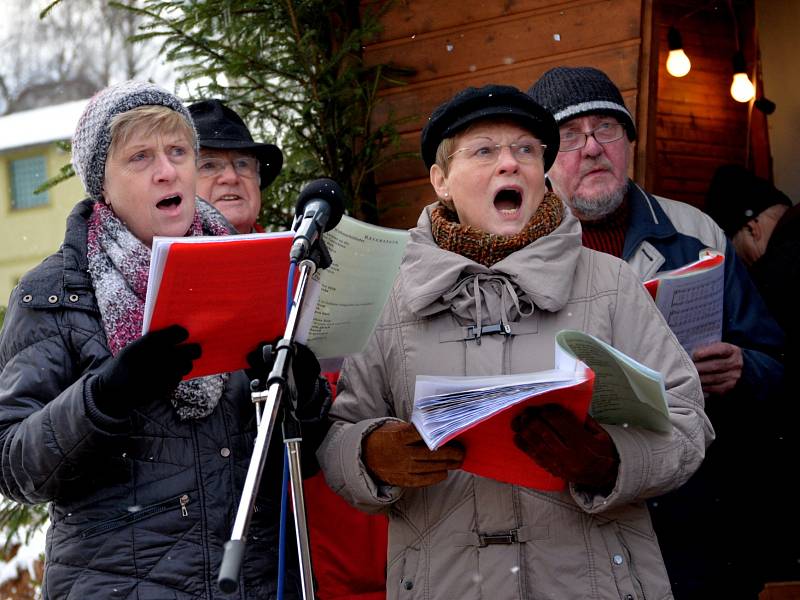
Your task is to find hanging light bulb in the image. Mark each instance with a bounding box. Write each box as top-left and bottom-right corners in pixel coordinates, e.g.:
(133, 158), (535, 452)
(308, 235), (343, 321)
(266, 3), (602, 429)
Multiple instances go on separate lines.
(730, 50), (755, 103)
(666, 26), (691, 77)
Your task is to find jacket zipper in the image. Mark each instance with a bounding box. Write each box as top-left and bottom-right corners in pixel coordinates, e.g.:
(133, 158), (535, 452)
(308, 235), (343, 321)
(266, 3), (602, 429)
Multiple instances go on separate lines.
(81, 493), (191, 539)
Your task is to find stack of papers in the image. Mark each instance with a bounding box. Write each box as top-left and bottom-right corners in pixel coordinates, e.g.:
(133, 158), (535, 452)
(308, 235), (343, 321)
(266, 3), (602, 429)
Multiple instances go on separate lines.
(411, 330), (670, 490)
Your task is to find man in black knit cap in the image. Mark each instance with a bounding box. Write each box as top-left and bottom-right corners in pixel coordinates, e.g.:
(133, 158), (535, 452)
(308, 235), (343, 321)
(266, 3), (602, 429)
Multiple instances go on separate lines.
(529, 66), (786, 600)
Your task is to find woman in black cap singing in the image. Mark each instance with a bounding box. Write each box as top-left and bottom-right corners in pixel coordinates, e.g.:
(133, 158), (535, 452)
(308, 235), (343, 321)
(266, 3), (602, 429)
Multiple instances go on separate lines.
(318, 84), (711, 599)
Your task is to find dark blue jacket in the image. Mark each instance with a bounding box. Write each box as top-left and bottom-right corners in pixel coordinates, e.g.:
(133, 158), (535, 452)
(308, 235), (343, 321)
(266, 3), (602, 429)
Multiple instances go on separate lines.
(0, 199), (300, 599)
(622, 182), (784, 399)
(622, 183), (786, 598)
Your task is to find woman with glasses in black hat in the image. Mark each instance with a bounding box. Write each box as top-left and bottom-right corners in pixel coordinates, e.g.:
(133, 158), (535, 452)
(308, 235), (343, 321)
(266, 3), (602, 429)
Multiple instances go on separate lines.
(317, 84), (712, 599)
(189, 100), (283, 234)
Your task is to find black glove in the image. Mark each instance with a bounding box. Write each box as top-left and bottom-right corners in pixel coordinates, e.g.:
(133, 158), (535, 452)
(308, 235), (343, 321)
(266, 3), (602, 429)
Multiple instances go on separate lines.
(93, 325), (201, 418)
(246, 339), (332, 477)
(245, 340), (275, 391)
(511, 404), (619, 491)
(245, 340), (331, 422)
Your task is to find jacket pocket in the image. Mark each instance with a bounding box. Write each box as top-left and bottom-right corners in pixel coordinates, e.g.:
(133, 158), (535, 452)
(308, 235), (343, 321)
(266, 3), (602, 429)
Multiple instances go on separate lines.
(387, 545), (421, 600)
(79, 491), (193, 539)
(598, 520), (647, 600)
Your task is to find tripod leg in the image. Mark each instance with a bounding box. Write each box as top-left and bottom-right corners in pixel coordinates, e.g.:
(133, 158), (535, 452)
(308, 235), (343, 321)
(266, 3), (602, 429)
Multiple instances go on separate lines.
(287, 438), (315, 599)
(218, 388), (280, 592)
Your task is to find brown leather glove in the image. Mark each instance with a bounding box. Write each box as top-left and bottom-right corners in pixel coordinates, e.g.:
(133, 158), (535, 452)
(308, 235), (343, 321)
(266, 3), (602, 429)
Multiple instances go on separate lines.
(511, 404), (619, 491)
(362, 421), (465, 488)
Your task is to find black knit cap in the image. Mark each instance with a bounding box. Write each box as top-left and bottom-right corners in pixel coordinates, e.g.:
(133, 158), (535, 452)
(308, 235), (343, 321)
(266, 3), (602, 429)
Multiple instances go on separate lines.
(705, 164), (792, 237)
(420, 84), (559, 171)
(188, 99), (283, 189)
(527, 67), (636, 141)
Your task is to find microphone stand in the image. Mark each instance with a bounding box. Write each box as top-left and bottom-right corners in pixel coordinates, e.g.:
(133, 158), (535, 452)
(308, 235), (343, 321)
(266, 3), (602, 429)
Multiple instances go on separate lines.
(219, 241), (331, 598)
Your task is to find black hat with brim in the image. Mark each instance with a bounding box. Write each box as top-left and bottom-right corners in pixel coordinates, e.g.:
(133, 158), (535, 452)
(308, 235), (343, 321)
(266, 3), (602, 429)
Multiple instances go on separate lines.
(420, 84), (559, 172)
(705, 164), (792, 236)
(188, 99), (283, 189)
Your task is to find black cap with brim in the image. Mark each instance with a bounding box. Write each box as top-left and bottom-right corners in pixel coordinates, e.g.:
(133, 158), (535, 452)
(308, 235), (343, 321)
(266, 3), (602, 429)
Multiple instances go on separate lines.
(420, 84), (559, 172)
(705, 164), (792, 236)
(188, 99), (283, 189)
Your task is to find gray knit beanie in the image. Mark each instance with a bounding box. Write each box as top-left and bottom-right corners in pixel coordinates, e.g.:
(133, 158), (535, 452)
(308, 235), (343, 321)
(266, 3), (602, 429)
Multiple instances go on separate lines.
(72, 80), (196, 199)
(527, 67), (636, 141)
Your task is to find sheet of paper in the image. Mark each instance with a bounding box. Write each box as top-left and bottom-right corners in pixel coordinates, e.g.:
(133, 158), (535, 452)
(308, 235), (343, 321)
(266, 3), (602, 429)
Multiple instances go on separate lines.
(653, 265), (724, 353)
(297, 215), (409, 359)
(644, 252), (725, 354)
(555, 330), (670, 433)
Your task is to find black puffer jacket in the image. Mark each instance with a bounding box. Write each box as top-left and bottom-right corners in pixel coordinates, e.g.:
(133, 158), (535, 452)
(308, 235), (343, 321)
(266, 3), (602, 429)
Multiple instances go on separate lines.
(0, 200), (300, 599)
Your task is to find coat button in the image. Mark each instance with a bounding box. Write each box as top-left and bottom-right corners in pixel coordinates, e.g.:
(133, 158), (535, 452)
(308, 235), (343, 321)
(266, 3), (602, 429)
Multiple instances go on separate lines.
(403, 579), (413, 590)
(22, 294), (33, 303)
(69, 294), (79, 302)
(220, 447), (231, 458)
(613, 554), (624, 565)
(48, 295), (58, 304)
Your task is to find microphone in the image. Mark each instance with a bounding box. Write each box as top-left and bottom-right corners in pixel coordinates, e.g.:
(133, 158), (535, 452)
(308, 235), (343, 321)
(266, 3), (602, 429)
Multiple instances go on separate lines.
(290, 178), (345, 262)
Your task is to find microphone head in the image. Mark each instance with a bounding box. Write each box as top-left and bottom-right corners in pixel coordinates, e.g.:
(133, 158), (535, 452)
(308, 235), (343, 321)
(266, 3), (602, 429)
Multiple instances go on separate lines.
(295, 178), (345, 230)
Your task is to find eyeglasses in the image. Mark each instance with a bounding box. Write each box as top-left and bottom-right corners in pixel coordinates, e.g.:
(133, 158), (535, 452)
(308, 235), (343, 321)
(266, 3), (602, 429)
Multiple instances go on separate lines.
(447, 142), (547, 165)
(558, 122), (625, 152)
(197, 155), (260, 179)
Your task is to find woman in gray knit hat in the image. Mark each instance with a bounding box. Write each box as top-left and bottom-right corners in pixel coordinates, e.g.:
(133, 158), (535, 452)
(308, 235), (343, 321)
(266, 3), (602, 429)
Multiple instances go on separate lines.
(0, 80), (329, 599)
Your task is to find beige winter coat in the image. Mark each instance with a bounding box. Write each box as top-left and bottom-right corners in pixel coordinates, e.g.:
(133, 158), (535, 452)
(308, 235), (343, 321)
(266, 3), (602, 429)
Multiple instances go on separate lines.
(318, 202), (712, 600)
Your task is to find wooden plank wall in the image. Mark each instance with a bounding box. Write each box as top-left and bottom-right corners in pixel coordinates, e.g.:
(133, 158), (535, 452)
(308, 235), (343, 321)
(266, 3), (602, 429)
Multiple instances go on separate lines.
(365, 0), (646, 228)
(649, 0), (753, 209)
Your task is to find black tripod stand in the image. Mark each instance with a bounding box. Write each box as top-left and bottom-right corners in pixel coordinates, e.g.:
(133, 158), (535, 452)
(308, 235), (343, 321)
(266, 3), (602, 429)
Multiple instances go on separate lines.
(218, 251), (330, 598)
(218, 178), (343, 598)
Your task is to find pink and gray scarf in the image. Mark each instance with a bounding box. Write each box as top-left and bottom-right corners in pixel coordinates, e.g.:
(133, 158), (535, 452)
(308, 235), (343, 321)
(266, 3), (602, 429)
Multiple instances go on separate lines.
(87, 199), (231, 420)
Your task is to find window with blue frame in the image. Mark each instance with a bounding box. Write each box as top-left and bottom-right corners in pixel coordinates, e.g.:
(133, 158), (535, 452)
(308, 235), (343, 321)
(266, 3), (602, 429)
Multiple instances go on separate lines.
(10, 156), (49, 210)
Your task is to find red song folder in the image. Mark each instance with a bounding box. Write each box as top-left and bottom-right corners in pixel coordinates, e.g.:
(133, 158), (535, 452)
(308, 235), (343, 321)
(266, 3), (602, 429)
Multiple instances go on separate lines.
(455, 373), (595, 491)
(144, 232), (295, 379)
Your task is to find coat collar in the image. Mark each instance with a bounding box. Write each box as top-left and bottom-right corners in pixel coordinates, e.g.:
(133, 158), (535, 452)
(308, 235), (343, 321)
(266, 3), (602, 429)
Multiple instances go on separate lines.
(621, 181), (677, 261)
(17, 199), (97, 311)
(400, 200), (583, 317)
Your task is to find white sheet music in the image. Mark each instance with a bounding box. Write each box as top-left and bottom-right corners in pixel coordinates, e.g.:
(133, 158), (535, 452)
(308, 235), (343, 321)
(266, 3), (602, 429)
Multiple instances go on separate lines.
(296, 215), (409, 360)
(653, 261), (724, 354)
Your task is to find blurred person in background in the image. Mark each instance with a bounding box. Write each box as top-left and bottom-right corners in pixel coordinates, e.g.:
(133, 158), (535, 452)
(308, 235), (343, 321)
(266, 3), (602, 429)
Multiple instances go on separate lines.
(189, 99), (283, 233)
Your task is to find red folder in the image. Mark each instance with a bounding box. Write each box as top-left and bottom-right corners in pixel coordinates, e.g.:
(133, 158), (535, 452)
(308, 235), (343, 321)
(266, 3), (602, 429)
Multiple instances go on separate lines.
(147, 234), (294, 379)
(644, 252), (724, 300)
(450, 371), (595, 491)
